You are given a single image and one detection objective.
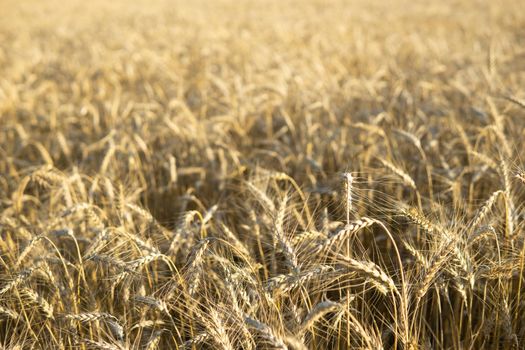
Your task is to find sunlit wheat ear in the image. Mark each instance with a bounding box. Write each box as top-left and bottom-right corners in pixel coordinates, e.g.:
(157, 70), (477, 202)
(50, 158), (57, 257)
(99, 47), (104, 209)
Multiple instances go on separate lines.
(500, 157), (516, 238)
(222, 277), (255, 348)
(179, 332), (210, 349)
(0, 306), (18, 320)
(83, 228), (111, 258)
(341, 308), (377, 349)
(79, 339), (125, 350)
(402, 206), (446, 235)
(245, 181), (276, 212)
(516, 172), (525, 184)
(504, 95), (525, 109)
(478, 260), (519, 280)
(291, 230), (324, 246)
(64, 312), (113, 323)
(184, 238), (211, 297)
(342, 172), (354, 224)
(313, 217), (375, 254)
(220, 223), (255, 264)
(133, 295), (169, 314)
(469, 225), (497, 246)
(64, 312), (124, 341)
(296, 300), (341, 335)
(208, 308), (235, 350)
(417, 238), (456, 300)
(88, 254), (131, 273)
(402, 241), (428, 268)
(470, 190), (504, 229)
(449, 269), (468, 306)
(269, 170), (308, 203)
(469, 150), (498, 169)
(145, 330), (162, 350)
(168, 210), (201, 255)
(244, 316), (288, 349)
(16, 234), (45, 267)
(500, 298), (519, 347)
(127, 252), (166, 271)
(30, 165), (65, 187)
(125, 202), (170, 238)
(378, 158), (417, 190)
(0, 265), (38, 295)
(18, 288), (54, 319)
(337, 255), (396, 295)
(266, 265), (334, 294)
(274, 193), (298, 272)
(283, 336), (308, 350)
(404, 207), (471, 292)
(129, 320), (166, 331)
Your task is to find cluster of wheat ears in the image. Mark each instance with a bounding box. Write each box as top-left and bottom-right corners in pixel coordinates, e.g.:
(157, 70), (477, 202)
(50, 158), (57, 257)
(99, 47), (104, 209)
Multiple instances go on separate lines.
(1, 0), (524, 349)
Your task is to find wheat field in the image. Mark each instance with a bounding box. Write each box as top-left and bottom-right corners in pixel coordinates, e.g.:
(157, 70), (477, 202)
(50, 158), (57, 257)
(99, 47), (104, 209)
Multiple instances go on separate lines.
(1, 0), (525, 349)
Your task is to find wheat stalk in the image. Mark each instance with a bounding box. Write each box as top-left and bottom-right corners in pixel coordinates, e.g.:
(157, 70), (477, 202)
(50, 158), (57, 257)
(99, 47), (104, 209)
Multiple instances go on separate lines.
(342, 172), (354, 224)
